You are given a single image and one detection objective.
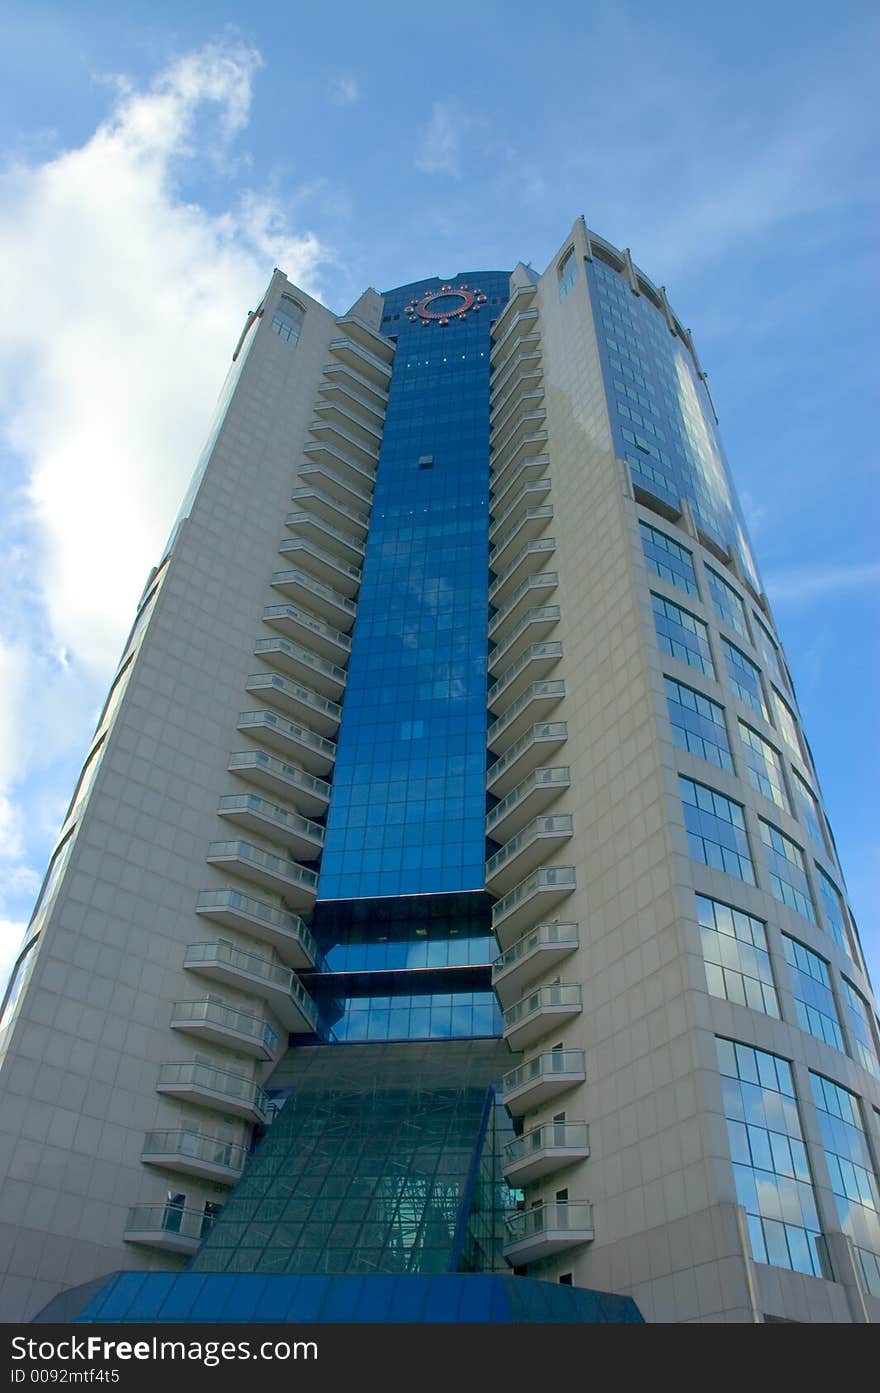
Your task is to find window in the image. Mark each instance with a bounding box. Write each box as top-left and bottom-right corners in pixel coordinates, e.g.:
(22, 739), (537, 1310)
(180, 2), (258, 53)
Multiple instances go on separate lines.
(706, 566), (749, 638)
(697, 895), (778, 1016)
(721, 637), (768, 720)
(271, 294), (305, 345)
(758, 820), (815, 923)
(665, 677), (732, 770)
(752, 613), (785, 690)
(792, 770), (827, 853)
(679, 777), (754, 883)
(739, 723), (788, 811)
(771, 687), (804, 762)
(810, 1073), (880, 1298)
(639, 521), (698, 596)
(782, 935), (845, 1052)
(558, 249), (578, 299)
(716, 1038), (827, 1278)
(841, 979), (880, 1080)
(652, 594), (714, 675)
(815, 865), (854, 961)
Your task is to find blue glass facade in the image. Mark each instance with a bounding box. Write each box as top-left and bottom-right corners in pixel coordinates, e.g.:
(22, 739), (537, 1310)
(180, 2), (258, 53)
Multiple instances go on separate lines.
(318, 272), (510, 902)
(587, 255), (760, 589)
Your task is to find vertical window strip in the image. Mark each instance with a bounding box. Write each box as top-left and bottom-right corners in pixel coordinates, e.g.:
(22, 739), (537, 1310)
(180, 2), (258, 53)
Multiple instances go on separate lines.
(782, 935), (845, 1052)
(680, 776), (754, 883)
(739, 722), (788, 812)
(665, 677), (732, 770)
(639, 521), (698, 596)
(652, 593), (714, 675)
(716, 1037), (827, 1279)
(842, 979), (880, 1080)
(721, 637), (768, 720)
(816, 865), (854, 961)
(697, 895), (779, 1016)
(706, 566), (749, 639)
(758, 819), (816, 923)
(810, 1072), (880, 1298)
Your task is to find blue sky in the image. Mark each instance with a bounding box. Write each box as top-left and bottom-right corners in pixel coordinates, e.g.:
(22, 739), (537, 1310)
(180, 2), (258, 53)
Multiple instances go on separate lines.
(0, 0), (877, 989)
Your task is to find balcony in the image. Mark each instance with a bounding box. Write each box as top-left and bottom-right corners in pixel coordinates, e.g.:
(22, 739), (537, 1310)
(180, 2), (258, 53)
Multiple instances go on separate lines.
(490, 453), (549, 515)
(490, 539), (556, 608)
(328, 335), (394, 389)
(124, 1203), (216, 1255)
(492, 922), (579, 1006)
(270, 567), (356, 631)
(283, 510), (365, 567)
(503, 1202), (594, 1264)
(170, 998), (280, 1060)
(491, 410), (548, 473)
(141, 1129), (248, 1185)
(156, 1061), (270, 1123)
(334, 313), (396, 364)
(503, 1122), (590, 1186)
(490, 431), (550, 489)
(254, 636), (346, 700)
(184, 941), (318, 1033)
(216, 793), (324, 860)
(492, 866), (576, 945)
(490, 477), (552, 541)
(488, 641), (563, 713)
(488, 680), (566, 753)
(312, 397), (383, 452)
(301, 440), (378, 499)
(487, 722), (567, 799)
(490, 308), (539, 367)
(262, 603), (351, 664)
(491, 343), (542, 413)
(205, 840), (318, 909)
(486, 814), (574, 897)
(490, 572), (558, 642)
(489, 506), (554, 576)
(228, 749), (330, 815)
(502, 982), (582, 1051)
(234, 711), (335, 779)
(491, 386), (545, 446)
(489, 606), (561, 676)
(306, 418), (379, 472)
(195, 889), (317, 969)
(277, 538), (362, 597)
(244, 672), (341, 737)
(293, 475), (371, 530)
(486, 767), (570, 843)
(491, 283), (537, 342)
(320, 362), (388, 421)
(501, 1047), (586, 1115)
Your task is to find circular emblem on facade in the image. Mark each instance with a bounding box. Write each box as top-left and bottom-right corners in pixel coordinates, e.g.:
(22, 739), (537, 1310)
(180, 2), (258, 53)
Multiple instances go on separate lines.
(404, 283), (487, 327)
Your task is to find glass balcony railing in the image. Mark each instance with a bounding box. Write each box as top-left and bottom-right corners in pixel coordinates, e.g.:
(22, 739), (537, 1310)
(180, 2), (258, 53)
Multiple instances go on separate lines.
(278, 537), (363, 585)
(270, 568), (357, 618)
(489, 573), (558, 636)
(486, 814), (573, 880)
(488, 642), (563, 708)
(489, 505), (553, 563)
(284, 511), (365, 557)
(489, 539), (556, 602)
(486, 768), (570, 836)
(125, 1204), (217, 1244)
(195, 889), (316, 959)
(489, 479), (552, 542)
(217, 792), (325, 847)
(184, 942), (319, 1029)
(493, 921), (579, 976)
(503, 982), (582, 1031)
(504, 1122), (590, 1169)
(262, 604), (351, 653)
(488, 723), (567, 787)
(488, 680), (565, 745)
(245, 672), (342, 725)
(254, 637), (347, 689)
(229, 747), (331, 797)
(490, 606), (561, 669)
(504, 1201), (593, 1243)
(234, 713), (336, 762)
(502, 1047), (585, 1098)
(142, 1129), (248, 1176)
(206, 840), (319, 891)
(156, 1061), (269, 1116)
(294, 472), (372, 514)
(170, 998), (279, 1054)
(492, 866), (577, 935)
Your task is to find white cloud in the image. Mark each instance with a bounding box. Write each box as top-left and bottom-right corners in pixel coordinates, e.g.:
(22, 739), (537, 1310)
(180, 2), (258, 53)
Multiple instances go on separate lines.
(415, 102), (471, 178)
(0, 38), (332, 944)
(764, 561), (880, 606)
(329, 76), (360, 106)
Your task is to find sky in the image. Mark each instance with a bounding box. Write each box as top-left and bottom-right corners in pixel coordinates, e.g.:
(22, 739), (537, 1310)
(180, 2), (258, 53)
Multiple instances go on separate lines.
(0, 0), (877, 992)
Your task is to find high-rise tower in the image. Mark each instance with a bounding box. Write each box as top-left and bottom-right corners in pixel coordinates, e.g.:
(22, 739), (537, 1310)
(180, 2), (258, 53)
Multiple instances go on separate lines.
(1, 219), (878, 1325)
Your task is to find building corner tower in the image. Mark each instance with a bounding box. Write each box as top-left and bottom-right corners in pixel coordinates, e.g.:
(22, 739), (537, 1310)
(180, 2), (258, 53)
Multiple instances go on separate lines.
(1, 217), (878, 1325)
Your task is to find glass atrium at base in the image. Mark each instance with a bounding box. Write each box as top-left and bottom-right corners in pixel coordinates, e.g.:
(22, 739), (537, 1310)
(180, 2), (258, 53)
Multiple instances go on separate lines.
(0, 217), (878, 1326)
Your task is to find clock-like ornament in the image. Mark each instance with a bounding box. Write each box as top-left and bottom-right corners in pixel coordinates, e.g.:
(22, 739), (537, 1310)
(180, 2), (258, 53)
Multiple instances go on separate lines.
(404, 283), (487, 327)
